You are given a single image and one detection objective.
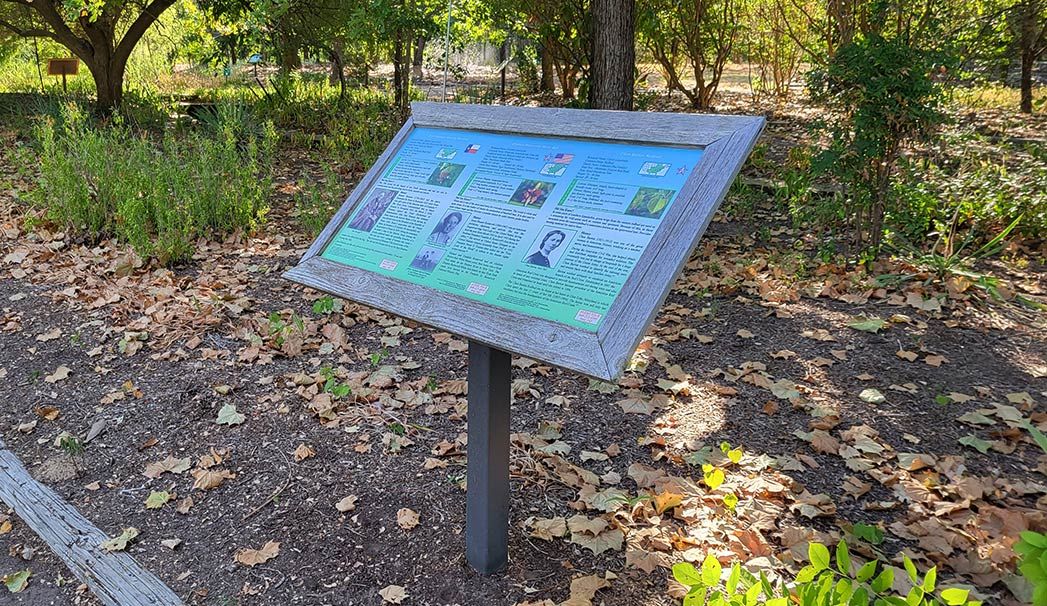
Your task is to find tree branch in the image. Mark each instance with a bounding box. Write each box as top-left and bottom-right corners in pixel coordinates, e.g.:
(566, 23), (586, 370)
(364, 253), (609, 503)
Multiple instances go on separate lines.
(25, 0), (93, 59)
(0, 17), (55, 39)
(113, 0), (178, 67)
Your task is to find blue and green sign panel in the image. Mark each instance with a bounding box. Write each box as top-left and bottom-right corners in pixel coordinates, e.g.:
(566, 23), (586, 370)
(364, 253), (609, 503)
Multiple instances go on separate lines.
(321, 127), (703, 331)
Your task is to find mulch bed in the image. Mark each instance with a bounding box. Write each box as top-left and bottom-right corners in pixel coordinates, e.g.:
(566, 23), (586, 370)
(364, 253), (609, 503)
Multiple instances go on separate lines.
(0, 103), (1045, 606)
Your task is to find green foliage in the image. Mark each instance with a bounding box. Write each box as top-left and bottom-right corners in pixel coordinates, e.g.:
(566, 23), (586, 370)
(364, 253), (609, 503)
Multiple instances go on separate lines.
(295, 166), (344, 236)
(638, 0), (740, 109)
(892, 132), (1047, 241)
(319, 366), (352, 399)
(808, 31), (950, 254)
(1015, 531), (1047, 606)
(58, 435), (85, 457)
(672, 541), (981, 606)
(264, 311), (305, 348)
(741, 0), (817, 101)
(883, 215), (1023, 299)
(244, 79), (401, 167)
(369, 347), (389, 368)
(33, 103), (274, 265)
(312, 295), (338, 315)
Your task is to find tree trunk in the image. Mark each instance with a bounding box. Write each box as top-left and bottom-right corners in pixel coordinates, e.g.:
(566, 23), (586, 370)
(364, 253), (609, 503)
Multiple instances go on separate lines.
(393, 29), (411, 123)
(589, 0), (635, 110)
(540, 42), (555, 92)
(412, 36), (426, 80)
(90, 62), (124, 110)
(1021, 49), (1035, 113)
(1017, 0), (1040, 114)
(556, 62), (576, 99)
(330, 39), (345, 87)
(279, 35), (301, 73)
(3, 0), (177, 112)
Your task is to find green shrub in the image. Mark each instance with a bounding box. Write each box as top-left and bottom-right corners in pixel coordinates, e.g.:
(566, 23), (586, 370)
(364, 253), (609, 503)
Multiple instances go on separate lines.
(808, 32), (949, 256)
(672, 541), (980, 606)
(34, 104), (275, 265)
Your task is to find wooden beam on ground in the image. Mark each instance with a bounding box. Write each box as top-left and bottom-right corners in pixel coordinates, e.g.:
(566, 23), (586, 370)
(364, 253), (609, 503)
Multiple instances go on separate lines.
(0, 439), (183, 606)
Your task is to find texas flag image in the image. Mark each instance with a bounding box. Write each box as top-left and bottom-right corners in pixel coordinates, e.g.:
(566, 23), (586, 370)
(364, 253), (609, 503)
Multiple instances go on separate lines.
(465, 144), (481, 154)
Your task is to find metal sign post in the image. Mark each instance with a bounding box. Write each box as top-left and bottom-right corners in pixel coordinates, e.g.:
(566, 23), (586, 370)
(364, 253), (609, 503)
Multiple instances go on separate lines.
(465, 342), (512, 572)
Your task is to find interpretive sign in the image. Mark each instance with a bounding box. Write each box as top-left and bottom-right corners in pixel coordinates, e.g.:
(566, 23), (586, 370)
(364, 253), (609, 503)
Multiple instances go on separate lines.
(286, 102), (764, 381)
(285, 102), (763, 574)
(322, 126), (703, 332)
(47, 58), (79, 93)
(46, 58), (79, 76)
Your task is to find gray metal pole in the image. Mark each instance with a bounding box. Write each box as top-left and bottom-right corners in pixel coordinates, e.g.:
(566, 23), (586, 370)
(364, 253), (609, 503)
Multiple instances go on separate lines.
(465, 341), (511, 574)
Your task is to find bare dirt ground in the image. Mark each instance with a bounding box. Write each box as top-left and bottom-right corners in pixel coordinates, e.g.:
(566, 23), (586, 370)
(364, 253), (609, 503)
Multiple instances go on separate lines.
(0, 95), (1045, 606)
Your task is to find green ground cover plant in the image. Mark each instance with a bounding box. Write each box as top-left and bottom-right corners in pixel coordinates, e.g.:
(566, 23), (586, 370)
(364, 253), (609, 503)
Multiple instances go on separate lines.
(295, 166), (345, 236)
(33, 104), (275, 265)
(894, 132), (1047, 241)
(1015, 531), (1047, 606)
(673, 542), (981, 606)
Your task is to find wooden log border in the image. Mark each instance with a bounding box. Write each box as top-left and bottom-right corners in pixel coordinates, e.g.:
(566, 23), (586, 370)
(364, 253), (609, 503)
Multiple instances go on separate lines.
(0, 440), (183, 606)
(285, 102), (765, 381)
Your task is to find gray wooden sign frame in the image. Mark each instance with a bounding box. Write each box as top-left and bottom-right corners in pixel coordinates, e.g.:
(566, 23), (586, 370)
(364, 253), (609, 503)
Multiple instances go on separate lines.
(284, 102), (764, 381)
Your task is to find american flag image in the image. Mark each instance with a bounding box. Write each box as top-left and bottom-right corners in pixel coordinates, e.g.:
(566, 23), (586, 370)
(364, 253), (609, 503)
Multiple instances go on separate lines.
(465, 144), (481, 154)
(547, 153), (574, 164)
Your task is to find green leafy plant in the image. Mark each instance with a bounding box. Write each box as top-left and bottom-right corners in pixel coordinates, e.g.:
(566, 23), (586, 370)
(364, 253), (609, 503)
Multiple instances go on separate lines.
(891, 131), (1047, 243)
(808, 30), (949, 255)
(883, 215), (1023, 300)
(312, 296), (337, 315)
(319, 366), (352, 399)
(1015, 531), (1047, 605)
(851, 523), (886, 546)
(58, 435), (84, 457)
(672, 541), (980, 606)
(58, 434), (86, 473)
(263, 311), (305, 348)
(369, 348), (388, 368)
(33, 103), (275, 265)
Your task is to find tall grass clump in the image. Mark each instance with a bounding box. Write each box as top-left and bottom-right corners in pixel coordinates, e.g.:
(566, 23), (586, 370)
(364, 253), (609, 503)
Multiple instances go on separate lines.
(34, 104), (275, 265)
(294, 166), (345, 236)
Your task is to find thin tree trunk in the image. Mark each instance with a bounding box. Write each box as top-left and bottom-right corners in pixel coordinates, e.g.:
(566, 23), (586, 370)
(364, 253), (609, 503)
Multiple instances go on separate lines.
(1021, 49), (1035, 113)
(589, 0), (635, 110)
(1018, 0), (1037, 113)
(279, 34), (301, 73)
(329, 39), (345, 87)
(540, 42), (555, 92)
(555, 62), (576, 99)
(393, 28), (411, 123)
(412, 36), (426, 80)
(90, 63), (123, 109)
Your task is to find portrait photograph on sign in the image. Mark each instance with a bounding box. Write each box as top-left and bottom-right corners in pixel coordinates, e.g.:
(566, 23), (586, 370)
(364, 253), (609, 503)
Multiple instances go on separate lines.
(347, 188), (397, 232)
(524, 228), (572, 268)
(427, 210), (468, 246)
